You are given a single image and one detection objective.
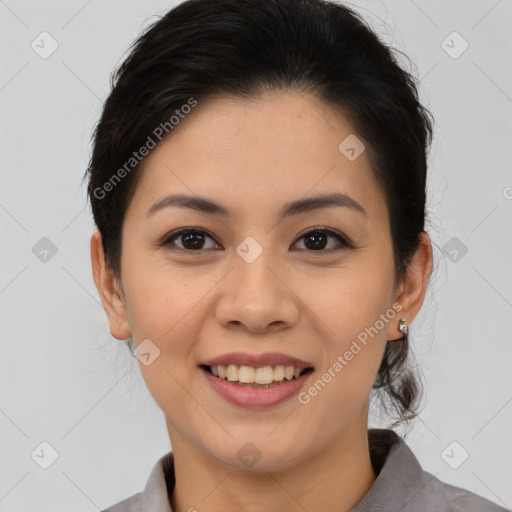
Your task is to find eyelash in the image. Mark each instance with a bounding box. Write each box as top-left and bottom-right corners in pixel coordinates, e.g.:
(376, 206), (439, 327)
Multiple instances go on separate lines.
(159, 226), (354, 254)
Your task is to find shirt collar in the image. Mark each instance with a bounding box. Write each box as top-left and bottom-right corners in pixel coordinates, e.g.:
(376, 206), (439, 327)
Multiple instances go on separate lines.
(141, 428), (423, 512)
(141, 451), (174, 512)
(352, 429), (426, 511)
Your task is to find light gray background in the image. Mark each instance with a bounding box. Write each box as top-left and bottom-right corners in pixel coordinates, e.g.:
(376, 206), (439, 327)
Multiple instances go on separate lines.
(1, 0), (511, 510)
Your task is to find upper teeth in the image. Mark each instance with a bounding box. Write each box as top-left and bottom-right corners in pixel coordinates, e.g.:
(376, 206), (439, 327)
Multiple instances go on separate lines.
(210, 364), (304, 384)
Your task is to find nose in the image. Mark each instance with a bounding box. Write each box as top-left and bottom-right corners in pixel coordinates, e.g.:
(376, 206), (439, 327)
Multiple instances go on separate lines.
(214, 248), (300, 334)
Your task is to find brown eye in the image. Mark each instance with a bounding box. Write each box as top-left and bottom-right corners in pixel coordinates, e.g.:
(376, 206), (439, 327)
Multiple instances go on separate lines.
(160, 226), (352, 254)
(162, 228), (220, 252)
(293, 228), (351, 252)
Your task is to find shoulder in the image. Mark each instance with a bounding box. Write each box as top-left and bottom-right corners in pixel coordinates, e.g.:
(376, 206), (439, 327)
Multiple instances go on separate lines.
(99, 450), (174, 512)
(424, 473), (510, 511)
(361, 429), (510, 511)
(101, 492), (142, 512)
(397, 462), (510, 511)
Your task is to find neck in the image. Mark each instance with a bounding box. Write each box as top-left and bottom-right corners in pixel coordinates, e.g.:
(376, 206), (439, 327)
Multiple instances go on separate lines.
(167, 410), (377, 512)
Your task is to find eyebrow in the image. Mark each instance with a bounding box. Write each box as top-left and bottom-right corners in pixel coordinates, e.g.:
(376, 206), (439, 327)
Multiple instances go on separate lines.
(145, 192), (367, 220)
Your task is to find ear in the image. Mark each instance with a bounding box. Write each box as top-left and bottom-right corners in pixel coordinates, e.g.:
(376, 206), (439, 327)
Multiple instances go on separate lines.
(90, 230), (131, 340)
(387, 231), (433, 340)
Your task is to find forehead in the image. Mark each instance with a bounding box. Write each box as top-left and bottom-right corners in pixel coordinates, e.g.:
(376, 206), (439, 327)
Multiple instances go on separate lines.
(127, 91), (388, 223)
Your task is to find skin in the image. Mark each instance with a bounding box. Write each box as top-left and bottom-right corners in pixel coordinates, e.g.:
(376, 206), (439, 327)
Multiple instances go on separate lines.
(91, 91), (432, 512)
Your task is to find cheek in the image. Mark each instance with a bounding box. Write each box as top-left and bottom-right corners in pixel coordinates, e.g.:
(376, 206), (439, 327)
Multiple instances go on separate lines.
(307, 267), (392, 387)
(121, 250), (204, 341)
(311, 264), (393, 337)
(120, 256), (214, 369)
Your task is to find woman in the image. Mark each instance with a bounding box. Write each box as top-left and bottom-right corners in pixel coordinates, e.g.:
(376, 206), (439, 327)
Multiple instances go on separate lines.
(84, 0), (509, 510)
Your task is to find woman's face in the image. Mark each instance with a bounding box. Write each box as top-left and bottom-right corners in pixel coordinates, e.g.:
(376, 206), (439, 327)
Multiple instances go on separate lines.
(95, 91), (415, 470)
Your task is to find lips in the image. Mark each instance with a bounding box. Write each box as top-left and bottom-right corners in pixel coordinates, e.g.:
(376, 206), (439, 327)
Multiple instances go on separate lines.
(198, 352), (315, 408)
(201, 351), (314, 369)
(200, 364), (314, 408)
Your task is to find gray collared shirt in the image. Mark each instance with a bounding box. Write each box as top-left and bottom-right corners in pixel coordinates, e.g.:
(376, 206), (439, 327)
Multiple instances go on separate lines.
(102, 429), (509, 511)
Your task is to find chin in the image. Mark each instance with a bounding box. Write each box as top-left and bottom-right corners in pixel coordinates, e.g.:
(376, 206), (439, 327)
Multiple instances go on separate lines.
(205, 435), (308, 472)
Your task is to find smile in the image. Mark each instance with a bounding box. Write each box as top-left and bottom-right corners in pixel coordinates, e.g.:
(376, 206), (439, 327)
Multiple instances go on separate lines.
(202, 364), (312, 386)
(200, 364), (314, 408)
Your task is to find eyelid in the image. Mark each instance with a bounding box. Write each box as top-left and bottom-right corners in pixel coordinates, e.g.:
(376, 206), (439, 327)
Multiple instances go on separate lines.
(159, 227), (220, 248)
(159, 226), (354, 252)
(293, 226), (353, 251)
